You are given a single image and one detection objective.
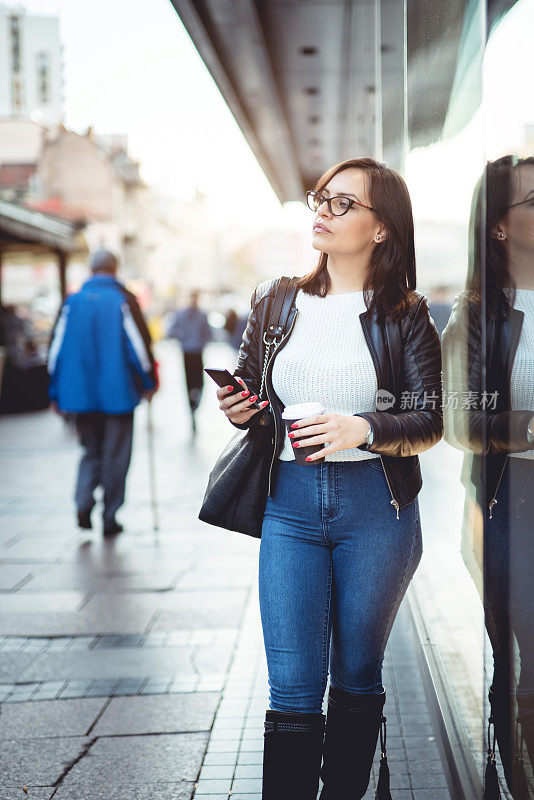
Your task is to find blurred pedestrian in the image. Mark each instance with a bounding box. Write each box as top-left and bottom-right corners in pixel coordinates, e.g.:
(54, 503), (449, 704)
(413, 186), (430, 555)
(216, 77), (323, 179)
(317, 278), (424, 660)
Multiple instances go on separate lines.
(47, 249), (157, 536)
(167, 289), (212, 433)
(224, 307), (247, 351)
(428, 285), (452, 339)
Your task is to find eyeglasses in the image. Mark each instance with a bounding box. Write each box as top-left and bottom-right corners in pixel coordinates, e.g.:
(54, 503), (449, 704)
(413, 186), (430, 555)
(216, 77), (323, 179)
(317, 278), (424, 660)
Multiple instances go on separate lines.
(306, 190), (374, 216)
(507, 196), (534, 210)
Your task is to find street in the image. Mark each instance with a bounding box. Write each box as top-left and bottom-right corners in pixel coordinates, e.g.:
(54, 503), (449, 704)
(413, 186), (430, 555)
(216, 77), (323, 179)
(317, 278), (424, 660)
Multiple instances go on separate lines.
(0, 340), (449, 799)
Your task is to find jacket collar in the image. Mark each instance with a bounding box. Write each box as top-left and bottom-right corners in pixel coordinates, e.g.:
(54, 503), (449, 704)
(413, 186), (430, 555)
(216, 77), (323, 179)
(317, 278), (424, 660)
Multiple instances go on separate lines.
(82, 273), (123, 290)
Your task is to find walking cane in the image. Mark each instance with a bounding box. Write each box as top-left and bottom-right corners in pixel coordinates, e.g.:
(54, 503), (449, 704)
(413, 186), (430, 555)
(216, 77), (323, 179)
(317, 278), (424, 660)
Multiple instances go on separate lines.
(147, 397), (160, 535)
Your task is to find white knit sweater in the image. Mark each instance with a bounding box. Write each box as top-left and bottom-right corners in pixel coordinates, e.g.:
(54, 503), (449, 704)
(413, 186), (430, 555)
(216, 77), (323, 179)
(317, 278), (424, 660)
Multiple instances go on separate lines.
(271, 288), (380, 462)
(511, 287), (534, 460)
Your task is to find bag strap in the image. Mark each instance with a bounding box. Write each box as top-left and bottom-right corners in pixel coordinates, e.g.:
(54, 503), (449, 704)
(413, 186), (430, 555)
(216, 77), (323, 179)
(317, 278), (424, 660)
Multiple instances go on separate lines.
(258, 276), (298, 401)
(264, 276), (293, 340)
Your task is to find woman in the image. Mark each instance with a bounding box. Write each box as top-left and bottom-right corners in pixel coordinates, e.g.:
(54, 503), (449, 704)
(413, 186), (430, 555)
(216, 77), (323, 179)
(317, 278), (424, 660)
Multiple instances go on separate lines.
(442, 156), (534, 798)
(216, 158), (442, 800)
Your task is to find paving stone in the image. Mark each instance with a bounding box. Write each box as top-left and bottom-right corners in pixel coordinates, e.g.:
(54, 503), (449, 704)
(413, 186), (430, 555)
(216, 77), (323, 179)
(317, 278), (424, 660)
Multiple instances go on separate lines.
(193, 796), (229, 800)
(231, 778), (262, 793)
(92, 692), (219, 736)
(0, 610), (155, 636)
(0, 564), (34, 590)
(22, 565), (180, 592)
(0, 651), (41, 682)
(412, 790), (452, 800)
(0, 736), (91, 787)
(198, 764), (235, 780)
(0, 592), (85, 614)
(148, 591), (248, 630)
(0, 538), (75, 560)
(18, 642), (232, 683)
(53, 782), (195, 799)
(0, 697), (106, 739)
(195, 778), (233, 793)
(204, 751), (241, 766)
(236, 752), (263, 765)
(410, 772), (450, 789)
(234, 763), (262, 779)
(0, 790), (54, 800)
(57, 680), (93, 699)
(50, 733), (207, 796)
(227, 795), (261, 800)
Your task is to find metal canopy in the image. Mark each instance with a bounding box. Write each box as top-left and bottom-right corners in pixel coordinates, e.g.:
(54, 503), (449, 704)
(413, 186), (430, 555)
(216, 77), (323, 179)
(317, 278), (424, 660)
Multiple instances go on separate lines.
(0, 199), (83, 253)
(170, 0), (516, 203)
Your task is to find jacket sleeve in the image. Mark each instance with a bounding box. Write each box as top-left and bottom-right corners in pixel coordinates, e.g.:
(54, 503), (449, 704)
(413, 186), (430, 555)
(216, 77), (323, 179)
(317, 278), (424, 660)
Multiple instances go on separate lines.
(167, 310), (184, 342)
(229, 284), (273, 432)
(201, 312), (212, 348)
(356, 297), (443, 457)
(47, 301), (69, 401)
(442, 293), (533, 455)
(121, 291), (157, 391)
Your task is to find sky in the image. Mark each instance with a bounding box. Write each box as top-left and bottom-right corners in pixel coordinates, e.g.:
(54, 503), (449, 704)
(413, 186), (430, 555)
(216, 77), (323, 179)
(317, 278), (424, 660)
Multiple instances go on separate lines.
(4, 0), (534, 230)
(7, 0), (289, 232)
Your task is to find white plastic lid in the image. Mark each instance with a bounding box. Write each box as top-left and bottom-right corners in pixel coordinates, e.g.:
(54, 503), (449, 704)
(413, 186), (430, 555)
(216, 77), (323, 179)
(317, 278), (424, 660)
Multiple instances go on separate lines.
(282, 402), (325, 420)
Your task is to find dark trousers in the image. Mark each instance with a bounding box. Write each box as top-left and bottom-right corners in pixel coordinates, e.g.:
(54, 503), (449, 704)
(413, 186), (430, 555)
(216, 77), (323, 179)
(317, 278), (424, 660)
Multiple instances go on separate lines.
(75, 412), (134, 522)
(484, 457), (534, 698)
(183, 351), (204, 413)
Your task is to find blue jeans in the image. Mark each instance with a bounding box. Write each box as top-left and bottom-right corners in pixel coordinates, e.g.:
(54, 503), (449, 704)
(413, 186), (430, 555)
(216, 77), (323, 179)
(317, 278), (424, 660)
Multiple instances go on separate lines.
(259, 457), (423, 713)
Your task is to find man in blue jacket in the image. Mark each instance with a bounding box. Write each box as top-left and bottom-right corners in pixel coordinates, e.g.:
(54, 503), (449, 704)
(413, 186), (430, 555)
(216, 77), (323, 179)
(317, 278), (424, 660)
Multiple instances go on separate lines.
(48, 250), (157, 536)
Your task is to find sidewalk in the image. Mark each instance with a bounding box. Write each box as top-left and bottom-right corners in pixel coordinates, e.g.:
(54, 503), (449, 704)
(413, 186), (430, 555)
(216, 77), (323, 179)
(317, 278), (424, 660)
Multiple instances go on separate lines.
(0, 340), (450, 799)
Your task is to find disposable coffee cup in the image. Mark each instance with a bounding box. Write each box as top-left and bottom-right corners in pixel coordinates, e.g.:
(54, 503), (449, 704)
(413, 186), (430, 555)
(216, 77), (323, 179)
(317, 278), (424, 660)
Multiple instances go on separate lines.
(282, 402), (326, 465)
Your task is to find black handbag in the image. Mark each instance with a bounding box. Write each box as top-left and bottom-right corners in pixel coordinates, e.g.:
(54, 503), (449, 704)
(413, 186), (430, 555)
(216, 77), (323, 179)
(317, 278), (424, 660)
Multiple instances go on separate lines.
(198, 276), (298, 538)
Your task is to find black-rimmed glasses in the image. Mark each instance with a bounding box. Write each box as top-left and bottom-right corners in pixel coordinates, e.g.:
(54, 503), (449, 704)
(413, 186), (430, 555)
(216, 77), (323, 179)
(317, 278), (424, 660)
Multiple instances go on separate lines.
(306, 190), (374, 216)
(507, 196), (534, 210)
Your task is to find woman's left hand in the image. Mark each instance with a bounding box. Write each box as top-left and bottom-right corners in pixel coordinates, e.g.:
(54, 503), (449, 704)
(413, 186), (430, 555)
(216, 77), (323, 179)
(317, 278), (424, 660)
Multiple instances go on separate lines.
(288, 414), (371, 461)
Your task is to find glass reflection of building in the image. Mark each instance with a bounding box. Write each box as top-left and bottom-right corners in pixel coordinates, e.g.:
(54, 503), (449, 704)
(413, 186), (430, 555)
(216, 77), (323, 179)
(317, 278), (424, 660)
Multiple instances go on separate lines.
(443, 155), (534, 797)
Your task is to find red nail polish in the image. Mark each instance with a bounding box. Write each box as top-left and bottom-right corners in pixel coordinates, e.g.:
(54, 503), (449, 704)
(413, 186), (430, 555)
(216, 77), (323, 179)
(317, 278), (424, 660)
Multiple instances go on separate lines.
(241, 391), (249, 397)
(226, 386), (233, 391)
(291, 423), (298, 428)
(293, 442), (299, 448)
(249, 395), (258, 402)
(288, 433), (294, 438)
(305, 456), (311, 461)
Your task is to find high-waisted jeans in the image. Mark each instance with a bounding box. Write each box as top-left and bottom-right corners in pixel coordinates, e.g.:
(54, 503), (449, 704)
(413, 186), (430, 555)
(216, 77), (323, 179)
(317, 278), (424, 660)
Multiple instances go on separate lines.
(258, 457), (423, 713)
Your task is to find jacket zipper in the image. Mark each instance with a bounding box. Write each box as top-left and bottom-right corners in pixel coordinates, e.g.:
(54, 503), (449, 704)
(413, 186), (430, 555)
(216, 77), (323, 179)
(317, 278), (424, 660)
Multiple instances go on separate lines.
(359, 315), (401, 519)
(266, 309), (299, 496)
(380, 455), (400, 519)
(488, 455), (507, 519)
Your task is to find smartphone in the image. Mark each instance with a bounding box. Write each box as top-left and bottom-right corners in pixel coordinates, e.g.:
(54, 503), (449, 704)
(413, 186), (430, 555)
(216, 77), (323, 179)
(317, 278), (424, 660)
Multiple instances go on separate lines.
(204, 368), (263, 409)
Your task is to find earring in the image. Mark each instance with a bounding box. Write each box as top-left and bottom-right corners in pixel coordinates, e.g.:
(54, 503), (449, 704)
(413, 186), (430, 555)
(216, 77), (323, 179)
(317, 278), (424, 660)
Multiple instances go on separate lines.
(375, 235), (381, 242)
(499, 233), (505, 239)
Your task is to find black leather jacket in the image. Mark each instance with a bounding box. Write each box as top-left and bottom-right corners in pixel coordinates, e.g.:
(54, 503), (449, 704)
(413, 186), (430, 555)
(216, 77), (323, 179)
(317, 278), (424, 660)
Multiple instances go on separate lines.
(230, 277), (443, 516)
(442, 292), (533, 516)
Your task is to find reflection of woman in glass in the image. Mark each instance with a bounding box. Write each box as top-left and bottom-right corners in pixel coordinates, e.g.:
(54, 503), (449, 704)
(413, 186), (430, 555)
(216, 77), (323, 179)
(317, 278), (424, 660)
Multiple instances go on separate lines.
(216, 158), (443, 799)
(443, 156), (534, 798)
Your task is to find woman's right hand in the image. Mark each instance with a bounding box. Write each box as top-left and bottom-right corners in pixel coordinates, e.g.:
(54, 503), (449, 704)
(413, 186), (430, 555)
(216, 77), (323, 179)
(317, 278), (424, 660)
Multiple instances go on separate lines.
(216, 375), (269, 425)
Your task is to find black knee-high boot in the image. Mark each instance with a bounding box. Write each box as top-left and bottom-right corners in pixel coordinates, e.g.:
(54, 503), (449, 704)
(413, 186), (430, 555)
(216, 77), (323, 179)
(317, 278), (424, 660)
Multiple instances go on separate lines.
(516, 694), (534, 782)
(486, 689), (529, 800)
(262, 709), (326, 800)
(319, 685), (389, 800)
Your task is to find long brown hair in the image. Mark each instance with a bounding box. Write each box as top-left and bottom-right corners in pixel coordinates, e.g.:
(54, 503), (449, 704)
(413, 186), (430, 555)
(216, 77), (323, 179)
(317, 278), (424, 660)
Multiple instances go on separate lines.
(296, 157), (416, 322)
(468, 155), (534, 319)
